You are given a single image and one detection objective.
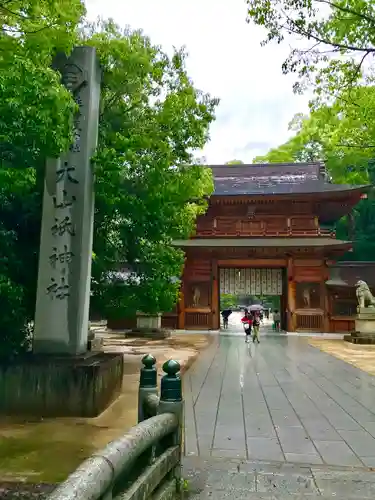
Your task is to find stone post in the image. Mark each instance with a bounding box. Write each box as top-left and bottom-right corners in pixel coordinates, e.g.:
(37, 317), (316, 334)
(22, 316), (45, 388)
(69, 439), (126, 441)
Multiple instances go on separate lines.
(138, 354), (158, 423)
(158, 359), (183, 493)
(33, 47), (101, 355)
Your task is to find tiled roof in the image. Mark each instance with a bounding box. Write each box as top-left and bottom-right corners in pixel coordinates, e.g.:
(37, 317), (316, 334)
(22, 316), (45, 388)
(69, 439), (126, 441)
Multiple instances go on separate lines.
(209, 162), (368, 196)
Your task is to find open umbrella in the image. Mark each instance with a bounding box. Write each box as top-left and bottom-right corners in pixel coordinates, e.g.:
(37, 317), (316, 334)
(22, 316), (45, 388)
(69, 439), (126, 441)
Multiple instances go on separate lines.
(249, 304), (263, 311)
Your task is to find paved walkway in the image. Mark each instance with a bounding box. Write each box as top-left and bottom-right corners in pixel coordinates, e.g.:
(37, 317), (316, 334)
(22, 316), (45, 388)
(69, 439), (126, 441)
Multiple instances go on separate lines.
(183, 334), (375, 468)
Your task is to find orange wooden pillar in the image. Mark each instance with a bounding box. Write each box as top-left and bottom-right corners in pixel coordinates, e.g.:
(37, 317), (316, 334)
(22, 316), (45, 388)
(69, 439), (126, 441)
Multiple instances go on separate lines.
(322, 261), (330, 332)
(287, 257), (296, 332)
(178, 282), (185, 330)
(211, 259), (219, 330)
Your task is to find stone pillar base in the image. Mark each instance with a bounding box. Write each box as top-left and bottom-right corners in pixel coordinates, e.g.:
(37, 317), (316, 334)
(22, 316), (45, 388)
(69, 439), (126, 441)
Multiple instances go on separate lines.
(136, 313), (162, 329)
(0, 352), (123, 417)
(131, 313), (170, 338)
(87, 329), (103, 351)
(127, 329), (171, 340)
(344, 308), (375, 345)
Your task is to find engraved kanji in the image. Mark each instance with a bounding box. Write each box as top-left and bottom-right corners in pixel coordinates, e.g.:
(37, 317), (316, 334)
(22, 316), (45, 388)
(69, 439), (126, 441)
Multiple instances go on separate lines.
(69, 136), (81, 153)
(74, 95), (83, 107)
(56, 161), (79, 184)
(49, 245), (74, 267)
(69, 121), (82, 153)
(51, 216), (75, 236)
(53, 190), (76, 209)
(46, 276), (70, 299)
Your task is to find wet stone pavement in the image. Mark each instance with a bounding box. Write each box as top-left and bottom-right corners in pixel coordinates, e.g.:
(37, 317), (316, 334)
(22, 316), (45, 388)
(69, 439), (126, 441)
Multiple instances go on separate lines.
(182, 334), (375, 498)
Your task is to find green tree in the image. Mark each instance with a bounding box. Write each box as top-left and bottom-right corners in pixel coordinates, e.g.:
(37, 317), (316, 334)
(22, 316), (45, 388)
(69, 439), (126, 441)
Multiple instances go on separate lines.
(252, 86), (375, 261)
(225, 160), (244, 165)
(0, 0), (85, 168)
(220, 294), (237, 310)
(0, 0), (86, 357)
(253, 86), (375, 183)
(85, 21), (217, 318)
(0, 15), (218, 356)
(246, 0), (375, 98)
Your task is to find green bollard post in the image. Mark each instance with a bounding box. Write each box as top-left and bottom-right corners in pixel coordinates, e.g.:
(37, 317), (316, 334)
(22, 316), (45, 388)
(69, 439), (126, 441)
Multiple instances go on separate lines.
(158, 359), (183, 495)
(138, 354), (157, 423)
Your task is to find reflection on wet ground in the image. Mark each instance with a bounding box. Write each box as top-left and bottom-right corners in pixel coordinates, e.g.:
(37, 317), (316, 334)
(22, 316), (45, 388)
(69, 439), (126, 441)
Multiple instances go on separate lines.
(184, 334), (375, 468)
(0, 333), (212, 483)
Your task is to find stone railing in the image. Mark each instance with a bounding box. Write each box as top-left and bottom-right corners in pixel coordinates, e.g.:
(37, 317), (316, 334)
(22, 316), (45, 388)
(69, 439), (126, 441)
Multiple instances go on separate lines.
(47, 355), (183, 500)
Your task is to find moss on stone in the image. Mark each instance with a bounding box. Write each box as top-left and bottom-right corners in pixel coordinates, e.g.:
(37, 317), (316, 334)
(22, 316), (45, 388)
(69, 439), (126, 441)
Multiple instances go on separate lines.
(0, 433), (94, 483)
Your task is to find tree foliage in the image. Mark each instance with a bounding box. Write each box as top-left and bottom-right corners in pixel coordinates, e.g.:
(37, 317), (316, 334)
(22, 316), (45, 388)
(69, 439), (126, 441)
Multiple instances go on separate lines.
(220, 293), (238, 310)
(0, 11), (218, 354)
(85, 20), (217, 318)
(253, 85), (375, 260)
(246, 0), (375, 98)
(0, 0), (86, 357)
(0, 0), (85, 168)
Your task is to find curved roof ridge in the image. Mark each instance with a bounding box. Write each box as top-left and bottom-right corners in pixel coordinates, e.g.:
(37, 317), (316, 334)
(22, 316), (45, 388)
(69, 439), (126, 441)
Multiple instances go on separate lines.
(209, 161), (325, 168)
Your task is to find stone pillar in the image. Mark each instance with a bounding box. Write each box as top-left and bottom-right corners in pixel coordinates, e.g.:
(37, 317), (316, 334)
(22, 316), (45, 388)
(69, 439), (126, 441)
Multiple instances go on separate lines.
(136, 313), (162, 329)
(33, 47), (101, 355)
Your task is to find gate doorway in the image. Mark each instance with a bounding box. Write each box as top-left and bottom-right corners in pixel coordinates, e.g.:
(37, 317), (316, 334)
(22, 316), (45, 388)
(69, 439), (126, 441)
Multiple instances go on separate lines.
(218, 267), (288, 331)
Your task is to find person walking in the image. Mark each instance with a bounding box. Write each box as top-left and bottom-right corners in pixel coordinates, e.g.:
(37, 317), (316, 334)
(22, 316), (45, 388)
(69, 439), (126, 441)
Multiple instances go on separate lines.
(252, 312), (261, 343)
(241, 309), (253, 343)
(273, 309), (281, 332)
(221, 309), (232, 329)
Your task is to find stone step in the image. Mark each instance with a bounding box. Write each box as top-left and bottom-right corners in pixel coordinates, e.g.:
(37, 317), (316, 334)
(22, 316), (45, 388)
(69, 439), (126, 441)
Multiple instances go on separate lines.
(182, 456), (375, 498)
(344, 334), (375, 344)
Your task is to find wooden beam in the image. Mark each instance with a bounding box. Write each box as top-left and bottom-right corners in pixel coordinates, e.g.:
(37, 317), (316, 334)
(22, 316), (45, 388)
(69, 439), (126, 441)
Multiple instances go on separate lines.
(184, 307), (211, 313)
(217, 258), (287, 267)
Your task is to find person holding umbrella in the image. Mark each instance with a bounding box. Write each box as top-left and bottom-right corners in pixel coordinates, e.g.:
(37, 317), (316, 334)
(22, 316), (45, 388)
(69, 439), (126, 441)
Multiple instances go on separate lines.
(221, 308), (233, 329)
(252, 312), (261, 343)
(248, 305), (262, 343)
(241, 309), (253, 343)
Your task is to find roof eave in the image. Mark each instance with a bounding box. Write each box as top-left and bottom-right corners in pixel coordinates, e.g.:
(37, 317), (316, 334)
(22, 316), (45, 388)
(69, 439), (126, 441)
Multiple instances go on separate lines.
(172, 238), (352, 248)
(211, 184), (372, 199)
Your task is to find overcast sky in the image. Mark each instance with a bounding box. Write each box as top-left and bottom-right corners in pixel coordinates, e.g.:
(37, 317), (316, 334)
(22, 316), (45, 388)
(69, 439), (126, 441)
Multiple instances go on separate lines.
(86, 0), (310, 164)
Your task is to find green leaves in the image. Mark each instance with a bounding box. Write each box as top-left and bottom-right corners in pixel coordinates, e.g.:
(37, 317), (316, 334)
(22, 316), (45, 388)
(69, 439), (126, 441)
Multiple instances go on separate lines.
(0, 0), (86, 356)
(0, 0), (85, 58)
(0, 0), (85, 169)
(252, 83), (375, 261)
(0, 10), (217, 349)
(246, 0), (375, 99)
(86, 21), (217, 317)
(0, 57), (76, 168)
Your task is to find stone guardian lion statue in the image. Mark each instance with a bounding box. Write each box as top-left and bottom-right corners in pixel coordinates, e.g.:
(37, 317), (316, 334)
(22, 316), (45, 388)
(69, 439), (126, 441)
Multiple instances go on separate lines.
(355, 280), (375, 309)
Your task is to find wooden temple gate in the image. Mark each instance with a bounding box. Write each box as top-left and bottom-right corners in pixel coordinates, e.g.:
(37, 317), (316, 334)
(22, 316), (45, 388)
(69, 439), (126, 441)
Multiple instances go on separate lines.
(172, 162), (370, 333)
(179, 254), (331, 332)
(108, 162), (371, 334)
